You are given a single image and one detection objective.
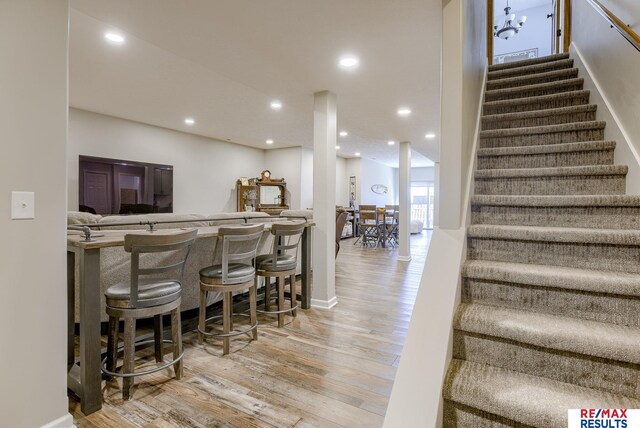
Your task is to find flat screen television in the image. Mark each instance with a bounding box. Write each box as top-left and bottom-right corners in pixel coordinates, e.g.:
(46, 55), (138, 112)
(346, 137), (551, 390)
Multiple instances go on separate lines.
(79, 155), (173, 215)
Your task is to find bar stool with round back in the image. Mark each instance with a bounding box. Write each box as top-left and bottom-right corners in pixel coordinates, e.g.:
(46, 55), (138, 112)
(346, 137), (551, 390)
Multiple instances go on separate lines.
(102, 229), (198, 400)
(255, 222), (306, 327)
(198, 223), (264, 355)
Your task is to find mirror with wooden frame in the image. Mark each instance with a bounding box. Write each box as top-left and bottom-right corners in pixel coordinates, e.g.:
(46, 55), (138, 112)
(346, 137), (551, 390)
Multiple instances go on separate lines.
(236, 170), (289, 215)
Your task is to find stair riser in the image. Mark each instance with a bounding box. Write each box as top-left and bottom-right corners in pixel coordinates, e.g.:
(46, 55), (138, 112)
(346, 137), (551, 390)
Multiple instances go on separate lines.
(463, 279), (640, 327)
(486, 82), (584, 103)
(474, 175), (626, 196)
(484, 94), (590, 115)
(468, 237), (640, 273)
(486, 70), (579, 91)
(471, 205), (640, 229)
(443, 401), (523, 428)
(477, 149), (614, 169)
(488, 60), (574, 81)
(482, 111), (597, 130)
(480, 128), (604, 148)
(453, 332), (640, 399)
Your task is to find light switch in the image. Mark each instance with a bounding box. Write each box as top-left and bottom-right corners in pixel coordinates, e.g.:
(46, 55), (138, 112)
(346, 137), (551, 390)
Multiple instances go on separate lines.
(11, 191), (35, 220)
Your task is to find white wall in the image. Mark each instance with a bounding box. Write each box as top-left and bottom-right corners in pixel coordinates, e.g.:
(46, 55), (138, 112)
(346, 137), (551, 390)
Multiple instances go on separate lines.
(345, 158), (362, 205)
(599, 0), (640, 33)
(345, 158), (398, 207)
(494, 3), (554, 58)
(0, 1), (73, 427)
(69, 108), (265, 214)
(335, 156), (349, 207)
(411, 166), (435, 183)
(301, 148), (314, 209)
(571, 0), (640, 194)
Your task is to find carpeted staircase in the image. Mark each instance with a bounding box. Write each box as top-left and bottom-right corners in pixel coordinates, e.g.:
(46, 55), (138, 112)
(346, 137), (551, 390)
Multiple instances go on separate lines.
(442, 53), (640, 427)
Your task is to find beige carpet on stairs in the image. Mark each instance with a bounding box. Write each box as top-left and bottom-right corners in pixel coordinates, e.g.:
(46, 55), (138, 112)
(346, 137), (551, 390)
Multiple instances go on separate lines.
(442, 52), (640, 427)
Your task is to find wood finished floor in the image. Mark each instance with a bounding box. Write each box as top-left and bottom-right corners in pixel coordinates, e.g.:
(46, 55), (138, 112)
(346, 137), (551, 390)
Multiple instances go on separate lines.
(70, 232), (432, 428)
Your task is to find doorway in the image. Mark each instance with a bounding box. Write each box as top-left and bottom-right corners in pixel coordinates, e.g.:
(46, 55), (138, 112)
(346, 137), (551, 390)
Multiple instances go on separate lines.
(488, 0), (573, 65)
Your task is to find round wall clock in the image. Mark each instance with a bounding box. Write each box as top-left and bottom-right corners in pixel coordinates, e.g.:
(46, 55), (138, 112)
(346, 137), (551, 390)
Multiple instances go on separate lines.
(371, 184), (388, 194)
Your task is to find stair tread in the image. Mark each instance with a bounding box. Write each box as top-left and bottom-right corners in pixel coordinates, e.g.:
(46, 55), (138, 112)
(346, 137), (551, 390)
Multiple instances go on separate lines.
(483, 89), (590, 109)
(468, 224), (640, 246)
(487, 67), (579, 90)
(463, 260), (640, 297)
(471, 194), (640, 207)
(485, 77), (584, 98)
(488, 53), (570, 72)
(475, 164), (627, 178)
(445, 359), (640, 427)
(455, 303), (640, 364)
(477, 140), (615, 157)
(488, 59), (574, 81)
(482, 104), (597, 123)
(480, 121), (606, 138)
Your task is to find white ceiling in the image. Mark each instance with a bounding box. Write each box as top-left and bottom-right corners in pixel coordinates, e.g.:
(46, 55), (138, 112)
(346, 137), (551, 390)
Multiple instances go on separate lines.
(69, 0), (441, 168)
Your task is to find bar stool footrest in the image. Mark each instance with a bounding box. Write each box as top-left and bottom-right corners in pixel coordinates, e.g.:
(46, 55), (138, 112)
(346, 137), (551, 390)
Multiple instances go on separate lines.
(101, 339), (184, 378)
(198, 313), (258, 338)
(257, 302), (299, 315)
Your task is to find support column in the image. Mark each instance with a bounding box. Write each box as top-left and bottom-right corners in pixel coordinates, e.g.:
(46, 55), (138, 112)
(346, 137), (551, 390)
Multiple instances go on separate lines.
(398, 141), (412, 261)
(311, 91), (338, 309)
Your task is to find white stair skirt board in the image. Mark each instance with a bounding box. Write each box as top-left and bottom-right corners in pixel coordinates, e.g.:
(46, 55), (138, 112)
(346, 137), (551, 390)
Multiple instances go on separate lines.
(310, 296), (338, 310)
(397, 255), (412, 262)
(40, 414), (76, 428)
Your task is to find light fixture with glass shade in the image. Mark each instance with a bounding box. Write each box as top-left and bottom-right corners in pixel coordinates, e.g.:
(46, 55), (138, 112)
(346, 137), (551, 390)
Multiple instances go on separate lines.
(494, 0), (527, 40)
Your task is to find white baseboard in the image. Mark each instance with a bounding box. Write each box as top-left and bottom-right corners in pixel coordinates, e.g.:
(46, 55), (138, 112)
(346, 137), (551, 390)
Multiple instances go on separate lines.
(41, 414), (75, 428)
(310, 296), (338, 309)
(397, 255), (412, 262)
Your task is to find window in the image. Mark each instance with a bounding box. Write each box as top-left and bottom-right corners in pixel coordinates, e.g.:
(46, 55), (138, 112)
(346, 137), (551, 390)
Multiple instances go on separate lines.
(411, 183), (434, 229)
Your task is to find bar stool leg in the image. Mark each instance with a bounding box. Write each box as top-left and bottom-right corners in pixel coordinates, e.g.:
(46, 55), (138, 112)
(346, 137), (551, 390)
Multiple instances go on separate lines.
(153, 314), (163, 363)
(277, 276), (285, 328)
(198, 289), (206, 344)
(222, 292), (231, 355)
(290, 274), (297, 317)
(106, 315), (119, 380)
(122, 317), (136, 400)
(264, 277), (271, 311)
(171, 308), (183, 379)
(249, 283), (258, 340)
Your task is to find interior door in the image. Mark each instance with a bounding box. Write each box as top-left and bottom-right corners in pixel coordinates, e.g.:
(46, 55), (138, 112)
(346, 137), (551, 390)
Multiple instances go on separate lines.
(83, 171), (111, 214)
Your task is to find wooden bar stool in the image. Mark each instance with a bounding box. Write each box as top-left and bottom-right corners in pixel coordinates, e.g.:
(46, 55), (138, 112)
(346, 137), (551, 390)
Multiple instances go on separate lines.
(255, 222), (306, 327)
(102, 229), (197, 400)
(198, 223), (264, 355)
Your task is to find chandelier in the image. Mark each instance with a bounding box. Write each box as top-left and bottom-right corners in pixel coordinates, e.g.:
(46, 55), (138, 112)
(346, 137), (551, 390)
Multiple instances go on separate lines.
(494, 0), (527, 40)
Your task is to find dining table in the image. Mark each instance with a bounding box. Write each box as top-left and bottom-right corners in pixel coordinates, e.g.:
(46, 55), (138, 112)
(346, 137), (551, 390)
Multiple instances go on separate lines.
(67, 220), (314, 415)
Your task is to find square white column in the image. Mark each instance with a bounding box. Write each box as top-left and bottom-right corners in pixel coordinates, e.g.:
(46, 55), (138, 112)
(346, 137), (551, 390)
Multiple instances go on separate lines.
(398, 141), (412, 261)
(311, 91), (338, 309)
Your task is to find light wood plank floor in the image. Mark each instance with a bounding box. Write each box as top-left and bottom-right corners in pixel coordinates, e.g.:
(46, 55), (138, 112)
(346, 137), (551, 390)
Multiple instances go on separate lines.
(70, 232), (432, 428)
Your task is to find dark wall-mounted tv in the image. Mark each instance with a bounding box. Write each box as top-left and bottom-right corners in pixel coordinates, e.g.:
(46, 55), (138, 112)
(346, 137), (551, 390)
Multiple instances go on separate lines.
(79, 155), (173, 215)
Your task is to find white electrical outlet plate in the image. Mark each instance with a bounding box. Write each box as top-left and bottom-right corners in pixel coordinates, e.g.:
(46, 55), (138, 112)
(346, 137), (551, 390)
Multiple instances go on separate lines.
(11, 191), (35, 220)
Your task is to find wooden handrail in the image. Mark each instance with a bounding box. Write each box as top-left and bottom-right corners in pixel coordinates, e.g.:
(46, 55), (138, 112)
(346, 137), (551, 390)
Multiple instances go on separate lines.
(586, 0), (640, 52)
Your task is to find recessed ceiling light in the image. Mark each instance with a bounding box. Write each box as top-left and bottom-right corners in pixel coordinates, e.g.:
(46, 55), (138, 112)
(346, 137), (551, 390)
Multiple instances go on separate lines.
(266, 139), (274, 145)
(425, 133), (436, 139)
(354, 152), (361, 156)
(184, 118), (195, 125)
(397, 107), (412, 116)
(339, 131), (348, 137)
(270, 101), (282, 110)
(388, 140), (395, 146)
(104, 32), (125, 44)
(338, 55), (359, 69)
(336, 145), (341, 150)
